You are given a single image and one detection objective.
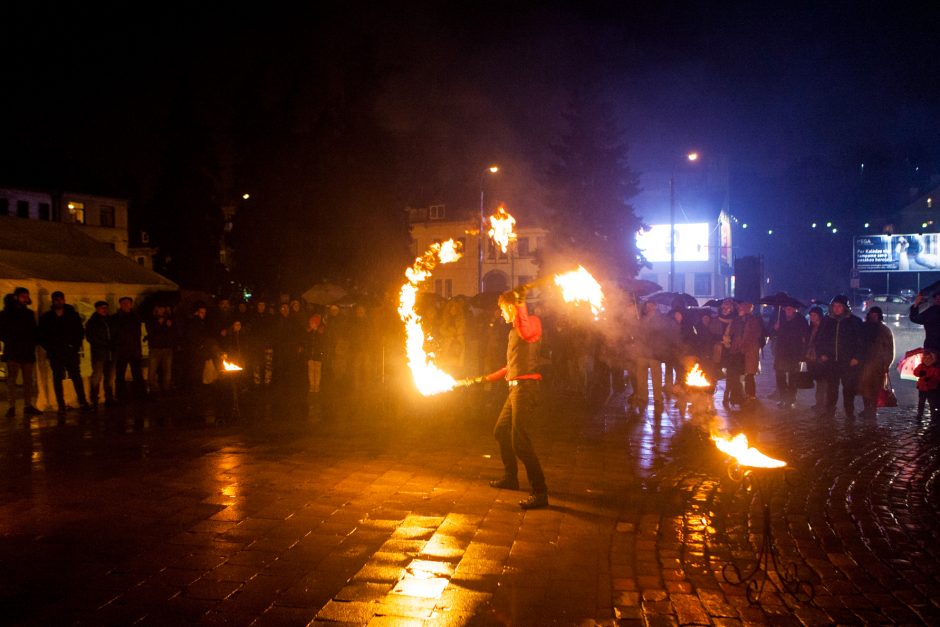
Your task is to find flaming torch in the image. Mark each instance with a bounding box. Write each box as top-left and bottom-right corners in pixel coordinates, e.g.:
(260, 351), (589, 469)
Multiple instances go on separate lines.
(222, 359), (243, 372)
(487, 203), (517, 253)
(711, 432), (786, 469)
(553, 265), (605, 318)
(398, 239), (464, 396)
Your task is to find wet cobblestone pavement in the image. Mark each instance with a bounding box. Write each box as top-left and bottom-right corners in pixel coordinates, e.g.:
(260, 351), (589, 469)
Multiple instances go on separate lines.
(1, 361), (938, 625)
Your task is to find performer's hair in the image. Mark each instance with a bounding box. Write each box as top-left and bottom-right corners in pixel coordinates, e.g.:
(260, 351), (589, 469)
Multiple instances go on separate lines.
(498, 291), (516, 308)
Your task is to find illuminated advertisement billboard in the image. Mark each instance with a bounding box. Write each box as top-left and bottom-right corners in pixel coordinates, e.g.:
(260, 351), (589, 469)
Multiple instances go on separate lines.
(855, 233), (940, 272)
(637, 223), (710, 262)
(718, 210), (732, 269)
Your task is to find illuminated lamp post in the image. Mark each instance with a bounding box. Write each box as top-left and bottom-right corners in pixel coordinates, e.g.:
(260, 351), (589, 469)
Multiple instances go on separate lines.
(478, 165), (499, 294)
(670, 152), (699, 292)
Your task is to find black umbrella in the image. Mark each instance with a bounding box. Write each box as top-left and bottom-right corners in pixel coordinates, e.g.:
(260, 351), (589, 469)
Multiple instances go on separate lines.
(703, 298), (723, 308)
(645, 291), (699, 308)
(621, 278), (662, 297)
(919, 279), (940, 296)
(759, 292), (806, 308)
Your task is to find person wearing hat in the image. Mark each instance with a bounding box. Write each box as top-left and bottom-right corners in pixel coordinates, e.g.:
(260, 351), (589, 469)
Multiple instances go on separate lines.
(1, 287), (42, 417)
(816, 295), (863, 419)
(85, 300), (116, 408)
(38, 290), (92, 414)
(858, 306), (895, 419)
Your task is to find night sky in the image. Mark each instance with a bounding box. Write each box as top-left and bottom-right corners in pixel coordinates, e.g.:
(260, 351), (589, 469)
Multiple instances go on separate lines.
(2, 2), (938, 298)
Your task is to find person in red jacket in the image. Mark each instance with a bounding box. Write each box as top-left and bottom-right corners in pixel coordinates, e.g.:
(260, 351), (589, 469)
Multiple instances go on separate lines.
(913, 348), (940, 421)
(464, 287), (548, 509)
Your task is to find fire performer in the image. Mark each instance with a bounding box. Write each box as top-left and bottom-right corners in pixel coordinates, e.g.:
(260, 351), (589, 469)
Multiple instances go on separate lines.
(463, 287), (548, 510)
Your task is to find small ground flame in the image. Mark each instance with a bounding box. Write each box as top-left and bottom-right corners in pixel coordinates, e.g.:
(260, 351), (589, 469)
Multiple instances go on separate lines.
(398, 239), (463, 395)
(711, 433), (786, 468)
(487, 203), (517, 253)
(553, 265), (605, 317)
(685, 363), (709, 388)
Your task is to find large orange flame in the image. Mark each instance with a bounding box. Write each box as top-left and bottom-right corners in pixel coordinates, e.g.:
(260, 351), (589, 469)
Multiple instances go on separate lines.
(553, 265), (605, 318)
(487, 204), (517, 253)
(398, 239), (463, 395)
(711, 433), (786, 468)
(685, 363), (709, 388)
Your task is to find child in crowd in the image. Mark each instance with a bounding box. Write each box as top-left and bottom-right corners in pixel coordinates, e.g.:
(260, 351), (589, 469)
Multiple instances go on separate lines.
(913, 348), (940, 420)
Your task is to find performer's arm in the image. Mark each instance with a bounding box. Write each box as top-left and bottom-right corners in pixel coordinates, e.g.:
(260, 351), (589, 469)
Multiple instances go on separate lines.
(484, 367), (507, 382)
(514, 303), (542, 342)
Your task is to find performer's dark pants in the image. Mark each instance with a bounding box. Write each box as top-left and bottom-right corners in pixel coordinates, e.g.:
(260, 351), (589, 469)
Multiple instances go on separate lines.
(824, 361), (858, 416)
(50, 353), (88, 409)
(493, 380), (547, 494)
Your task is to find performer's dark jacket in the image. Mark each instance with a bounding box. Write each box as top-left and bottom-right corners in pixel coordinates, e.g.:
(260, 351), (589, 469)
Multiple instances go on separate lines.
(484, 303), (542, 382)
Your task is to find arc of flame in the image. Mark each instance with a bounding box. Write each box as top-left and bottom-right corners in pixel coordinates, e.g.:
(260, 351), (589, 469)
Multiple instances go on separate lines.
(398, 239), (463, 395)
(487, 204), (517, 253)
(685, 363), (709, 388)
(222, 359), (243, 372)
(553, 265), (605, 318)
(711, 433), (786, 468)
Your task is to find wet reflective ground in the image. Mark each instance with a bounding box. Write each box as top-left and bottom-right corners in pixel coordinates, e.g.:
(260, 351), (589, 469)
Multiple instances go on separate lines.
(1, 352), (938, 625)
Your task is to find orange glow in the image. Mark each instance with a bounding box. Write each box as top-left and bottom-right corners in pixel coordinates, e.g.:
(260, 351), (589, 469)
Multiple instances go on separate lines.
(685, 363), (709, 388)
(553, 265), (605, 318)
(222, 359), (243, 371)
(487, 203), (517, 253)
(711, 433), (786, 468)
(398, 239), (463, 395)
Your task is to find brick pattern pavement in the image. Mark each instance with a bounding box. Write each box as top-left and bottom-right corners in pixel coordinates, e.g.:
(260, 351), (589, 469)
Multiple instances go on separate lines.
(0, 359), (938, 625)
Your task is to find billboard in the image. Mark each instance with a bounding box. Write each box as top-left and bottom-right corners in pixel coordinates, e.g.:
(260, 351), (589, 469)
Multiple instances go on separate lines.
(855, 233), (940, 272)
(638, 223), (710, 262)
(718, 210), (733, 269)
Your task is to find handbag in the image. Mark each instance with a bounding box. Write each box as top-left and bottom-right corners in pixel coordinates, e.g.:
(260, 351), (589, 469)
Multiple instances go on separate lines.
(876, 372), (897, 408)
(795, 361), (814, 389)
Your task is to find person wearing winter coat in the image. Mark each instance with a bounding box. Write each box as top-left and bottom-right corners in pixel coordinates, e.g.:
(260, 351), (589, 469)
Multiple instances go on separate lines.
(913, 348), (940, 420)
(112, 297), (144, 401)
(816, 295), (864, 419)
(38, 291), (91, 414)
(85, 300), (116, 407)
(858, 306), (895, 419)
(1, 287), (42, 417)
(910, 291), (940, 351)
(772, 305), (809, 408)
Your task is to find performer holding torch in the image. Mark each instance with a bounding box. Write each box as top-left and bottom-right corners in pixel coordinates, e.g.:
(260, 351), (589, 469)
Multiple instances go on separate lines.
(462, 287), (548, 510)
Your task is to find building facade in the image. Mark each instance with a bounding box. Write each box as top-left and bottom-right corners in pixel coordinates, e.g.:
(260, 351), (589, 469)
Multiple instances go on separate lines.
(408, 205), (548, 297)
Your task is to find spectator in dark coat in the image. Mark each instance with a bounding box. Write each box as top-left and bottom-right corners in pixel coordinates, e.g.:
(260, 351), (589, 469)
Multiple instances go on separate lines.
(184, 303), (215, 388)
(910, 291), (940, 351)
(145, 304), (177, 395)
(816, 295), (864, 418)
(38, 291), (91, 414)
(85, 300), (116, 407)
(1, 287), (42, 417)
(112, 296), (144, 402)
(772, 305), (809, 408)
(858, 307), (895, 419)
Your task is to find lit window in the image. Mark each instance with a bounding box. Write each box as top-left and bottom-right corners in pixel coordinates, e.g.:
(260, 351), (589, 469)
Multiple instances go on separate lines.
(67, 201), (86, 224)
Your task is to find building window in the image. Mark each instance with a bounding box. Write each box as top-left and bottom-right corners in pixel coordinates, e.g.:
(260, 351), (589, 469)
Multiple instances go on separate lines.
(517, 237), (530, 257)
(100, 205), (115, 227)
(693, 273), (712, 296)
(434, 279), (443, 295)
(0, 198), (9, 216)
(444, 279), (453, 298)
(16, 200), (29, 218)
(137, 257), (146, 265)
(67, 201), (85, 224)
(672, 273), (686, 292)
(38, 203), (50, 220)
(429, 204), (445, 220)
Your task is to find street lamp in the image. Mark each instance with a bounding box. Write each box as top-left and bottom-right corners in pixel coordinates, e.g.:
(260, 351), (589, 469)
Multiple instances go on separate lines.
(670, 152), (699, 292)
(478, 165), (499, 294)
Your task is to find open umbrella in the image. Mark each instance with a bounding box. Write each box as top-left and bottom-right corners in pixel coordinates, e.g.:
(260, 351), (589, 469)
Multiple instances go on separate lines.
(645, 291), (699, 308)
(759, 292), (806, 308)
(621, 278), (662, 297)
(703, 298), (724, 308)
(896, 347), (923, 381)
(919, 278), (940, 296)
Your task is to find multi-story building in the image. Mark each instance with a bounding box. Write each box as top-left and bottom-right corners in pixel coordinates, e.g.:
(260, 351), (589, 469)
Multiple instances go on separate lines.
(408, 204), (548, 297)
(0, 187), (133, 257)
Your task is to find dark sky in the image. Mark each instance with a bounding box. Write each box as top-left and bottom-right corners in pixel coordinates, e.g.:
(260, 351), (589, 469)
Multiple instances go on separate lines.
(3, 2), (938, 294)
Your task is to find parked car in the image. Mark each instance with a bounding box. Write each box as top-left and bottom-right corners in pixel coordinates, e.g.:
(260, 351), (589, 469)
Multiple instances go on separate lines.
(861, 294), (914, 325)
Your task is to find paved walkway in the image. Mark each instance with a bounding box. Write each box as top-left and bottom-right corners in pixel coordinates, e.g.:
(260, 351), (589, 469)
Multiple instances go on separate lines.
(0, 355), (938, 626)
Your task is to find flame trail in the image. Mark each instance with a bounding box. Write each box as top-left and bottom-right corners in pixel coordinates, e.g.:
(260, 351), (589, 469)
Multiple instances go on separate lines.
(398, 239), (463, 395)
(553, 265), (605, 318)
(487, 204), (517, 253)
